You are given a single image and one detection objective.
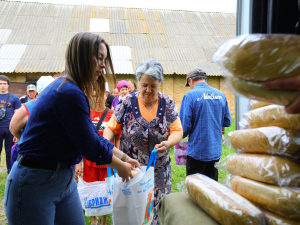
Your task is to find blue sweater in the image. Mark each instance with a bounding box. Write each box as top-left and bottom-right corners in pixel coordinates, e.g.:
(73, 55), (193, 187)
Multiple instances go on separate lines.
(19, 78), (113, 165)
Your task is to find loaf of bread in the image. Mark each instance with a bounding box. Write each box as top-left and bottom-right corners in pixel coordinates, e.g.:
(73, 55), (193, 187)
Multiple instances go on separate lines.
(131, 169), (139, 178)
(185, 174), (265, 225)
(226, 77), (298, 106)
(261, 208), (300, 225)
(229, 127), (300, 156)
(251, 100), (271, 110)
(244, 105), (300, 131)
(226, 153), (300, 186)
(214, 34), (300, 81)
(231, 176), (300, 220)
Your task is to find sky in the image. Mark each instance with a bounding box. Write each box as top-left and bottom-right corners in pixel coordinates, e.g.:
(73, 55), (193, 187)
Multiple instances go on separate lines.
(7, 0), (237, 13)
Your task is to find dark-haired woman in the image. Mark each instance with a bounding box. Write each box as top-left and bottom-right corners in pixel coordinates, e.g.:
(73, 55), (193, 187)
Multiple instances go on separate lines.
(4, 32), (139, 225)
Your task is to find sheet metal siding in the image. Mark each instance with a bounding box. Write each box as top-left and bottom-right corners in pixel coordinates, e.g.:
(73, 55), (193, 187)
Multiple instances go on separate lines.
(0, 1), (236, 75)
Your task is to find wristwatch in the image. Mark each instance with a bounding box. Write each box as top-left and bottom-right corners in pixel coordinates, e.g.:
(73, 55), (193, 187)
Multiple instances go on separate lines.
(121, 153), (128, 162)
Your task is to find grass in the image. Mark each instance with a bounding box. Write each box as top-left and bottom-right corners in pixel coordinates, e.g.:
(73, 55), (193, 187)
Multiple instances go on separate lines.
(0, 122), (236, 224)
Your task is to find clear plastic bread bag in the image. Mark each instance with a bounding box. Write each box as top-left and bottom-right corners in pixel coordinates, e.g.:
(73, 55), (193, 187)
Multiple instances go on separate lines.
(222, 77), (298, 106)
(239, 105), (300, 131)
(228, 176), (300, 221)
(215, 153), (300, 186)
(223, 126), (300, 159)
(185, 174), (265, 225)
(213, 34), (300, 81)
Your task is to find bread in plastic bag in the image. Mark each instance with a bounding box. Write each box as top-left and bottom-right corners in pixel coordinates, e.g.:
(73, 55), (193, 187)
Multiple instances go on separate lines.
(227, 127), (300, 158)
(221, 153), (300, 186)
(260, 207), (300, 225)
(213, 34), (300, 81)
(240, 105), (300, 131)
(223, 77), (298, 106)
(231, 176), (300, 220)
(251, 100), (271, 110)
(185, 174), (265, 225)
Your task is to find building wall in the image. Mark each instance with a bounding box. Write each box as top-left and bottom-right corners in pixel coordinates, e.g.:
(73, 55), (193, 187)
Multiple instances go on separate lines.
(3, 73), (235, 120)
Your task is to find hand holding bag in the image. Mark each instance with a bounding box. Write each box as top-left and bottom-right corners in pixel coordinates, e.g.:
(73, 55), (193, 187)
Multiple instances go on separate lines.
(112, 149), (158, 225)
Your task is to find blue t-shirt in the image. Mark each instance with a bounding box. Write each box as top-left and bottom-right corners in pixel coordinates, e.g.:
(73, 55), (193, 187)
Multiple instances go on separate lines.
(19, 78), (114, 165)
(0, 93), (21, 128)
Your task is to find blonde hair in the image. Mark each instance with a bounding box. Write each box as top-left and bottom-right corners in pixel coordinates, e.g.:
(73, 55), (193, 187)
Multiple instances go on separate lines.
(63, 32), (116, 105)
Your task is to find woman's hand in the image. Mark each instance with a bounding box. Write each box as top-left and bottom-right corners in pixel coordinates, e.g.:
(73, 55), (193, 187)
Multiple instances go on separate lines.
(125, 157), (141, 169)
(75, 162), (82, 177)
(155, 141), (171, 153)
(117, 162), (133, 182)
(263, 76), (300, 114)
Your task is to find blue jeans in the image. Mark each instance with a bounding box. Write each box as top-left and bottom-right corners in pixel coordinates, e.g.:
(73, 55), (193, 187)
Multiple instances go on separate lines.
(4, 159), (85, 225)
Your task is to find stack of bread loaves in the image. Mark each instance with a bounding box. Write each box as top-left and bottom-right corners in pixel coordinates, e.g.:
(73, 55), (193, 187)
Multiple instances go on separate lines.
(213, 34), (300, 106)
(213, 34), (300, 224)
(218, 104), (300, 224)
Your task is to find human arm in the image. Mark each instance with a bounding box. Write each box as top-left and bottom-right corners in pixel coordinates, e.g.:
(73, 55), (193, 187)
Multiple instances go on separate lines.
(75, 161), (82, 177)
(103, 126), (116, 142)
(156, 98), (183, 153)
(14, 96), (22, 112)
(115, 134), (120, 149)
(223, 97), (231, 127)
(53, 88), (138, 181)
(179, 94), (193, 138)
(13, 137), (20, 143)
(110, 146), (141, 169)
(155, 132), (182, 154)
(9, 105), (28, 139)
(263, 76), (300, 114)
(104, 114), (123, 139)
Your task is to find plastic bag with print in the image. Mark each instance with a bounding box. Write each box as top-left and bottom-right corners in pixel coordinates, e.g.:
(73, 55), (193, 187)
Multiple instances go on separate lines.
(111, 149), (157, 225)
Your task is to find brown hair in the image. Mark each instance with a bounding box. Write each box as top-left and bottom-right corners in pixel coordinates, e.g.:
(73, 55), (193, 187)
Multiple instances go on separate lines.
(63, 32), (116, 105)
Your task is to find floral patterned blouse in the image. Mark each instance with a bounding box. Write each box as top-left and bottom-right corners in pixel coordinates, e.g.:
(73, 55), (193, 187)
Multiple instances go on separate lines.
(114, 91), (180, 225)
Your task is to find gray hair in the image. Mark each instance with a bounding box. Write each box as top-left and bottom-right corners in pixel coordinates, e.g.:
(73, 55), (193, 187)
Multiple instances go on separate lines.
(135, 60), (164, 82)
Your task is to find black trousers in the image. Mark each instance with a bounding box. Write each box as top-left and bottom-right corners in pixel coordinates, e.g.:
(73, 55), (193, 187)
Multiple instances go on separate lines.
(0, 127), (14, 173)
(186, 155), (219, 181)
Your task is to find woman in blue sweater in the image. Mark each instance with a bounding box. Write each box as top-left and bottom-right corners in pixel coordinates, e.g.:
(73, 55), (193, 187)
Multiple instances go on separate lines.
(5, 32), (139, 225)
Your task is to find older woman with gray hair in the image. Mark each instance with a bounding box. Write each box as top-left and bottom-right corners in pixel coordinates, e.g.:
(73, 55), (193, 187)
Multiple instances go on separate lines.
(104, 59), (183, 225)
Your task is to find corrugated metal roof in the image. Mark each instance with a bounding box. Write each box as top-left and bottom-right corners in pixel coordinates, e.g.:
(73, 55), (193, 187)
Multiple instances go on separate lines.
(0, 1), (236, 75)
(0, 29), (12, 44)
(112, 61), (134, 74)
(90, 18), (110, 32)
(110, 46), (131, 60)
(0, 44), (27, 72)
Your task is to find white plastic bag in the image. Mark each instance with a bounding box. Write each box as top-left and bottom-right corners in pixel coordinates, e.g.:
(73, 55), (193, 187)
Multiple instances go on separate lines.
(77, 176), (112, 216)
(110, 149), (158, 225)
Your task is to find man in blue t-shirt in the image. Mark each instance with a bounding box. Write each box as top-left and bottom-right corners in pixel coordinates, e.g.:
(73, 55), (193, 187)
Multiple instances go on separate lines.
(0, 75), (21, 173)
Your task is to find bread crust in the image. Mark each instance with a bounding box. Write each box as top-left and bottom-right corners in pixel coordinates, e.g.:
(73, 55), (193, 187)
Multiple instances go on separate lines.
(231, 176), (300, 220)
